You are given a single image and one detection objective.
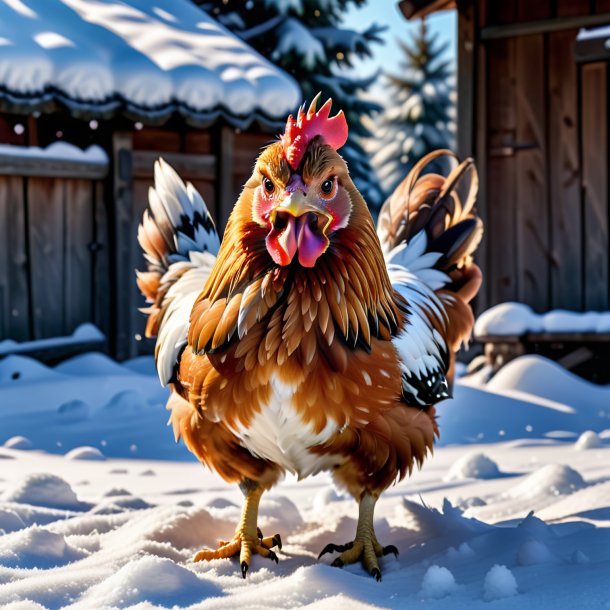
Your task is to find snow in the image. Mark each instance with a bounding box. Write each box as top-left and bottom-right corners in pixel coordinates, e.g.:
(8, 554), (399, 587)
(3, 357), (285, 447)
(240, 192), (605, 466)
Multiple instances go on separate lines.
(3, 436), (33, 450)
(64, 446), (106, 461)
(475, 302), (610, 336)
(483, 565), (518, 601)
(445, 453), (501, 481)
(0, 323), (105, 357)
(574, 430), (603, 450)
(0, 143), (107, 166)
(0, 0), (300, 126)
(420, 565), (457, 599)
(2, 352), (610, 607)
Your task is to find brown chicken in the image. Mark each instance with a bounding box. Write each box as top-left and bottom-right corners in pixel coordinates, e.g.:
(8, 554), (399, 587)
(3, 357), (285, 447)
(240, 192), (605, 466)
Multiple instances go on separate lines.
(136, 95), (483, 580)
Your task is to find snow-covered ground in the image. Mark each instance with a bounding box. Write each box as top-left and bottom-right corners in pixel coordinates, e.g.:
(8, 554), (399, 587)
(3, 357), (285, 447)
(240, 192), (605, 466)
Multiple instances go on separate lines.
(1, 352), (610, 609)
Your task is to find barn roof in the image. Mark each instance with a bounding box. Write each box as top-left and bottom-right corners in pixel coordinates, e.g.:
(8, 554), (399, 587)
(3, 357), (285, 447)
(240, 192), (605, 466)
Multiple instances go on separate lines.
(0, 0), (301, 129)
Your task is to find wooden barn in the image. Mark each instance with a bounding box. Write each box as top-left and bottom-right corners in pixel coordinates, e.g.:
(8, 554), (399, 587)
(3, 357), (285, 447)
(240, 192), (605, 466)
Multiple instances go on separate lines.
(0, 0), (300, 361)
(401, 0), (610, 315)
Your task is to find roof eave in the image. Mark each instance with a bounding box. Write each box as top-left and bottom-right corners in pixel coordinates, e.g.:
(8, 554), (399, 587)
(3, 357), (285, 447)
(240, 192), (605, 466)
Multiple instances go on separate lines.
(398, 0), (456, 20)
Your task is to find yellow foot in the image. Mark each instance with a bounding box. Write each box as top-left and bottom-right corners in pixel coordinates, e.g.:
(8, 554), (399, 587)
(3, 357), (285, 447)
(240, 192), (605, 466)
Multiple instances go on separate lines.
(318, 537), (398, 581)
(318, 494), (398, 581)
(193, 527), (282, 578)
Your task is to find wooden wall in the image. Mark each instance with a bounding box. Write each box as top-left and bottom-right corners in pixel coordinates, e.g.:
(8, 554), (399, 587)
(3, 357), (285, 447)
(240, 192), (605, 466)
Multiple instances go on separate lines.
(464, 0), (610, 312)
(0, 175), (109, 342)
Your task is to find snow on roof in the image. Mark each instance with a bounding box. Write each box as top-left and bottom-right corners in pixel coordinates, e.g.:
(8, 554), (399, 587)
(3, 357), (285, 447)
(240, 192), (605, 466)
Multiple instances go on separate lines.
(0, 0), (301, 128)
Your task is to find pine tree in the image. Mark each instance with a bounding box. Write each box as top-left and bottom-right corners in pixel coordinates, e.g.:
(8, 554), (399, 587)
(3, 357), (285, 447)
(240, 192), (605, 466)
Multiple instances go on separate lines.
(371, 20), (455, 197)
(197, 0), (386, 212)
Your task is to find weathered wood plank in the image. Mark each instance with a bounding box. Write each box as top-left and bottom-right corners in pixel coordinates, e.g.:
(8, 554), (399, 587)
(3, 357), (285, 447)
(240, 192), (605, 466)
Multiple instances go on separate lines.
(517, 0), (551, 22)
(64, 179), (94, 332)
(112, 132), (135, 359)
(0, 153), (108, 179)
(92, 180), (111, 338)
(514, 34), (550, 311)
(456, 0), (476, 160)
(548, 29), (582, 309)
(557, 0), (591, 16)
(0, 176), (30, 341)
(27, 177), (65, 338)
(218, 126), (235, 231)
(132, 150), (216, 182)
(486, 38), (518, 306)
(486, 0), (516, 26)
(581, 62), (609, 309)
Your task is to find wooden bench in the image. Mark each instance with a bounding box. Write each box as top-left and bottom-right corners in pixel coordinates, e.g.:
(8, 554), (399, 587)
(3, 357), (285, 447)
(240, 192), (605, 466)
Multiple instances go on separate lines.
(476, 332), (610, 385)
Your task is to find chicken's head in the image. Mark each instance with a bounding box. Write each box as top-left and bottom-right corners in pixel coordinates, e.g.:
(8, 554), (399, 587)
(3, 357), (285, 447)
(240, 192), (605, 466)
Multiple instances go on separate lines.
(249, 95), (355, 268)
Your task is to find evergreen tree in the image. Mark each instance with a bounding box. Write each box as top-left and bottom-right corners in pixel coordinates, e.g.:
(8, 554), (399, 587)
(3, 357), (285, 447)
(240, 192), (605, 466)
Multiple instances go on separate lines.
(197, 0), (386, 212)
(371, 20), (455, 197)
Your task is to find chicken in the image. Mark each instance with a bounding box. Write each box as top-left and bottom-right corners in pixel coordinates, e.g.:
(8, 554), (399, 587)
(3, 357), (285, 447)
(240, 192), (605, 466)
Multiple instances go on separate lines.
(136, 95), (483, 580)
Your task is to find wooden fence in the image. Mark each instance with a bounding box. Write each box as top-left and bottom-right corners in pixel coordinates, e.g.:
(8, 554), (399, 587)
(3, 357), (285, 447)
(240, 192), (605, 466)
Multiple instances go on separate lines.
(0, 153), (109, 344)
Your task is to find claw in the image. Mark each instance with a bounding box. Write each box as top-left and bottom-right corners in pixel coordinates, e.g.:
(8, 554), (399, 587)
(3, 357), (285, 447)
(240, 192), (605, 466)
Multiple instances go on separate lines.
(371, 567), (382, 582)
(241, 561), (249, 579)
(331, 557), (344, 568)
(383, 544), (399, 558)
(273, 534), (283, 550)
(257, 527), (263, 539)
(318, 541), (353, 559)
(268, 549), (279, 564)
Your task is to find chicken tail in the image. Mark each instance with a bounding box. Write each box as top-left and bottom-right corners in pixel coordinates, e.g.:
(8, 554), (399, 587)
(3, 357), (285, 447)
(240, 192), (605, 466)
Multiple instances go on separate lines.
(136, 159), (219, 384)
(377, 150), (483, 353)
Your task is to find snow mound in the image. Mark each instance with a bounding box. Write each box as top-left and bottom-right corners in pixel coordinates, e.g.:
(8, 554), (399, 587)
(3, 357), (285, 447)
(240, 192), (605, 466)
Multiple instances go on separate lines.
(475, 302), (541, 336)
(2, 602), (47, 610)
(0, 508), (26, 533)
(507, 464), (586, 500)
(420, 565), (457, 598)
(0, 526), (86, 568)
(0, 355), (63, 384)
(3, 436), (33, 450)
(313, 486), (346, 512)
(487, 355), (610, 416)
(56, 399), (90, 424)
(56, 352), (130, 377)
(64, 446), (106, 461)
(1, 473), (88, 510)
(517, 539), (555, 566)
(81, 556), (220, 608)
(483, 564), (518, 601)
(575, 430), (603, 450)
(445, 453), (501, 481)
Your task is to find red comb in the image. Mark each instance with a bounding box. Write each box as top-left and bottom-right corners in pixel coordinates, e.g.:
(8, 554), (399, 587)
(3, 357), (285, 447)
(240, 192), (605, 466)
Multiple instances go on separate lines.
(280, 93), (348, 170)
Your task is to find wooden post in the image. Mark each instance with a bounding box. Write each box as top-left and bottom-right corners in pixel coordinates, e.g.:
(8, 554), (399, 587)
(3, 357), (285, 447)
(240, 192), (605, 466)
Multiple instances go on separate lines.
(217, 125), (235, 231)
(111, 132), (134, 360)
(581, 62), (609, 310)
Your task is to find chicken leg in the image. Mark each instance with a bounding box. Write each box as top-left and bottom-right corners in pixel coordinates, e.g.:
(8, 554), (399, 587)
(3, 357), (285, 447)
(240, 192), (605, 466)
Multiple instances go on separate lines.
(193, 479), (282, 577)
(318, 493), (398, 581)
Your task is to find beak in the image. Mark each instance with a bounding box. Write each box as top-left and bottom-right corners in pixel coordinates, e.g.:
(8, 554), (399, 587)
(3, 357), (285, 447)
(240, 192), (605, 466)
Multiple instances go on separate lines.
(266, 192), (333, 267)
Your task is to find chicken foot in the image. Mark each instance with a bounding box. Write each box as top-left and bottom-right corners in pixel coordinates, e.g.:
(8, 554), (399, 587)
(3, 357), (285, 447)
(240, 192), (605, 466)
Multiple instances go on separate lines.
(318, 493), (398, 581)
(193, 480), (282, 577)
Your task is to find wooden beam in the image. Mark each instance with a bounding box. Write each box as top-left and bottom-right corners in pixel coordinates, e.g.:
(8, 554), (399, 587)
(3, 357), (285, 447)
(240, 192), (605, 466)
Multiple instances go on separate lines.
(456, 0), (476, 159)
(132, 150), (216, 181)
(481, 12), (610, 40)
(581, 62), (609, 310)
(0, 153), (108, 179)
(111, 132), (134, 360)
(217, 126), (235, 231)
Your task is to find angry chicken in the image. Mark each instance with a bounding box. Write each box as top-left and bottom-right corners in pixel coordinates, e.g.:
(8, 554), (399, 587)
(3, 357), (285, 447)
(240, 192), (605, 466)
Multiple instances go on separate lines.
(136, 95), (483, 580)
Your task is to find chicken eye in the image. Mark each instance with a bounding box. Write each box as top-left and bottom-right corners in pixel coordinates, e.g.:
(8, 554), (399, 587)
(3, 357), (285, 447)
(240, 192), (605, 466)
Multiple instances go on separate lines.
(320, 177), (337, 200)
(263, 177), (275, 194)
